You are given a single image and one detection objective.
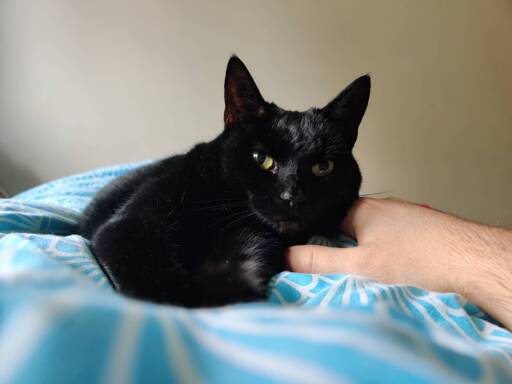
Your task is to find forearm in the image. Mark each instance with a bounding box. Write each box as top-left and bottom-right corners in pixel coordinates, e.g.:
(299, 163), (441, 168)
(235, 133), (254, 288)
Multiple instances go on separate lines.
(452, 222), (512, 330)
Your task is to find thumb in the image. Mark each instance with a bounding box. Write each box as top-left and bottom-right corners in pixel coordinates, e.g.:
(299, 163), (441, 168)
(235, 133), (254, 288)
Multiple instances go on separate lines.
(286, 245), (365, 274)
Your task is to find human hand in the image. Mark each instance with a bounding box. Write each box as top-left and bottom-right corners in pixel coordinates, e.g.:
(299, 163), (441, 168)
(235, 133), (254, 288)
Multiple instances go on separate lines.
(287, 198), (512, 329)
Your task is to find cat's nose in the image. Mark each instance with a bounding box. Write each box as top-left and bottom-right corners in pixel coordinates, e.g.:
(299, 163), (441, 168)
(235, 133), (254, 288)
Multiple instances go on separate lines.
(280, 191), (292, 201)
(279, 190), (306, 207)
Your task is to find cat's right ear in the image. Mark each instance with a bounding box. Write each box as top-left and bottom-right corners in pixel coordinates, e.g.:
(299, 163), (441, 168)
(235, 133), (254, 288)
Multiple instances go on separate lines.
(224, 55), (266, 127)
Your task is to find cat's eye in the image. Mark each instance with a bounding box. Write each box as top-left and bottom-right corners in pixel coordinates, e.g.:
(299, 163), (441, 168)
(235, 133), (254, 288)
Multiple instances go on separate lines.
(312, 160), (334, 177)
(252, 150), (275, 171)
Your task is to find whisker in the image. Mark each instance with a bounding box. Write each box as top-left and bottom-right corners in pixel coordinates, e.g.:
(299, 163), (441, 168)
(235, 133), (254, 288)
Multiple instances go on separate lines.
(184, 197), (248, 206)
(209, 209), (251, 229)
(221, 211), (256, 230)
(160, 205), (178, 225)
(187, 202), (249, 213)
(208, 210), (245, 228)
(359, 191), (392, 197)
(158, 193), (175, 205)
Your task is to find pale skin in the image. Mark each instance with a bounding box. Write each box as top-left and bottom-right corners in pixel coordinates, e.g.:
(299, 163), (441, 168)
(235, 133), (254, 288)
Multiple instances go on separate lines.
(287, 198), (512, 330)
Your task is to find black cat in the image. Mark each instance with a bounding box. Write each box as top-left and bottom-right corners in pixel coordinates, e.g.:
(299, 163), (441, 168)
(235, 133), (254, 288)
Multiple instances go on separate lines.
(79, 56), (370, 307)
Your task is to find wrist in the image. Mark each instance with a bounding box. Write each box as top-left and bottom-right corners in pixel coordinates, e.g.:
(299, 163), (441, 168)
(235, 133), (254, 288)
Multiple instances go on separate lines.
(454, 224), (512, 329)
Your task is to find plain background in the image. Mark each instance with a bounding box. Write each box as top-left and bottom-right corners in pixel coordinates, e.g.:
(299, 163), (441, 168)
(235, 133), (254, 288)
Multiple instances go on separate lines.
(0, 0), (511, 225)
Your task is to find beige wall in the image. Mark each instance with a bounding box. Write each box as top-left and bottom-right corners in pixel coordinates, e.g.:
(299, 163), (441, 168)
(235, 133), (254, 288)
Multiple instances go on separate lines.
(0, 0), (511, 225)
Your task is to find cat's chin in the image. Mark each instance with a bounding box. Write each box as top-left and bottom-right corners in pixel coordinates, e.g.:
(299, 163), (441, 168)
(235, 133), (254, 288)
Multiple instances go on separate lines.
(251, 206), (305, 237)
(263, 215), (307, 238)
(275, 220), (304, 236)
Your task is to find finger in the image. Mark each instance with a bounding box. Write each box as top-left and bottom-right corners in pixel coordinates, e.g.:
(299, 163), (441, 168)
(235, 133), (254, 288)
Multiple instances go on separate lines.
(286, 245), (365, 274)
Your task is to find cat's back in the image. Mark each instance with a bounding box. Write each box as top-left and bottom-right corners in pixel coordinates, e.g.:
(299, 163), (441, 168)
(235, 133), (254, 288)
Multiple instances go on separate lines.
(78, 155), (186, 239)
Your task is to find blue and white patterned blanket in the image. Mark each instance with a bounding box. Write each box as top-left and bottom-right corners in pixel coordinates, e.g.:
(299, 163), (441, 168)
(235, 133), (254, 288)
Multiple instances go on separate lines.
(1, 162), (511, 383)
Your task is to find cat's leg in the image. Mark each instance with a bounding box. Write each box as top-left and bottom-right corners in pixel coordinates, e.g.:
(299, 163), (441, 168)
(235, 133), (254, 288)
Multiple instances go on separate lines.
(90, 215), (193, 305)
(195, 228), (287, 306)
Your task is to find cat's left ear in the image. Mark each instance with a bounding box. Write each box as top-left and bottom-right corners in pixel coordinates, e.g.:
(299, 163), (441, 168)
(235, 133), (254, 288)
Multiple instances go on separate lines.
(322, 75), (371, 149)
(224, 55), (267, 127)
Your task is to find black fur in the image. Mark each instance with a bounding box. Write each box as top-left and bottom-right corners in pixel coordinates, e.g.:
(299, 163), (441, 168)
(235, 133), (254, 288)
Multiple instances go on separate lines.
(79, 56), (370, 307)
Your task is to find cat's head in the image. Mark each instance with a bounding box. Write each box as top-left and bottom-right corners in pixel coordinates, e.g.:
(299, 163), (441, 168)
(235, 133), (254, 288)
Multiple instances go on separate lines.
(220, 56), (370, 239)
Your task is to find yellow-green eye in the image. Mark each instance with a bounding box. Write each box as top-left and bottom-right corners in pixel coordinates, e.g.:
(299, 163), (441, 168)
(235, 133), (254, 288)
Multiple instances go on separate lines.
(252, 150), (275, 171)
(312, 160), (334, 177)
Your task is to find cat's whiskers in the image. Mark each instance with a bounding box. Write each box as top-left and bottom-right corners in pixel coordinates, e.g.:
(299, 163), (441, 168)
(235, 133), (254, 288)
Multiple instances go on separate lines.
(209, 209), (248, 228)
(219, 211), (257, 230)
(359, 191), (392, 197)
(185, 197), (247, 207)
(158, 205), (178, 229)
(188, 201), (249, 213)
(209, 208), (253, 230)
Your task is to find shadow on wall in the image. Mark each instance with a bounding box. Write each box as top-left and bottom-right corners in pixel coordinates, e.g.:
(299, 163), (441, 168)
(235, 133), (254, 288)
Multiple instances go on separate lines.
(0, 151), (41, 197)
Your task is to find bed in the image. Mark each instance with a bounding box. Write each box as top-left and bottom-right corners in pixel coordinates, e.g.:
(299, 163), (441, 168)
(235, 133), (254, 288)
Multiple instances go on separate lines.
(1, 162), (511, 383)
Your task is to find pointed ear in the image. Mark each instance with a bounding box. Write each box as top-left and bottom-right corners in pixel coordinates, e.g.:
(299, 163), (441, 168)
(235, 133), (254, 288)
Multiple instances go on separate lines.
(224, 55), (266, 127)
(322, 75), (371, 149)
